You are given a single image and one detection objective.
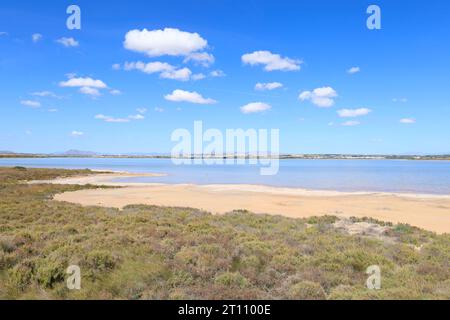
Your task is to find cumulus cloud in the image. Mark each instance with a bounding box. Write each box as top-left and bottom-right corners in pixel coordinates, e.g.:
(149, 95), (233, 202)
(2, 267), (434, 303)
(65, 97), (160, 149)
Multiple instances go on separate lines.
(79, 86), (101, 97)
(400, 118), (416, 124)
(56, 37), (79, 47)
(136, 108), (147, 114)
(242, 50), (301, 71)
(341, 120), (361, 127)
(240, 102), (272, 114)
(32, 33), (42, 43)
(337, 108), (372, 118)
(124, 61), (193, 81)
(183, 52), (215, 67)
(347, 66), (360, 74)
(160, 67), (192, 81)
(65, 72), (77, 79)
(210, 70), (226, 77)
(124, 61), (174, 74)
(164, 89), (216, 104)
(192, 73), (206, 81)
(393, 98), (408, 103)
(59, 76), (108, 98)
(31, 91), (60, 98)
(299, 87), (338, 108)
(154, 107), (164, 113)
(255, 82), (283, 91)
(59, 77), (107, 89)
(20, 100), (41, 108)
(71, 131), (84, 137)
(112, 63), (121, 70)
(124, 28), (208, 57)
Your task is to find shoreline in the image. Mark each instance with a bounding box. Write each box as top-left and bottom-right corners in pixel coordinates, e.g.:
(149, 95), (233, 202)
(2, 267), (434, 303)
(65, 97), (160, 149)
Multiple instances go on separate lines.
(31, 172), (450, 234)
(31, 171), (450, 199)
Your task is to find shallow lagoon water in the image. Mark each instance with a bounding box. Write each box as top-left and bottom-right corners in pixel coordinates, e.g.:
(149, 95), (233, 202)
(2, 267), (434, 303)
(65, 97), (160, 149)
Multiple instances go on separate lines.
(1, 158), (450, 195)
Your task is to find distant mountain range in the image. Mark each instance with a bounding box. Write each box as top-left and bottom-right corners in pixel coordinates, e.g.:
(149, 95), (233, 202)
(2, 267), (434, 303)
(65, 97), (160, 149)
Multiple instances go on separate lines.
(52, 150), (99, 156)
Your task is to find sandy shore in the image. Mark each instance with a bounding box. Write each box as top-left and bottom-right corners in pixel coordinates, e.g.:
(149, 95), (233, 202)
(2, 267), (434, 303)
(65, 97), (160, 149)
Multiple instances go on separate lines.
(39, 172), (450, 234)
(29, 171), (167, 186)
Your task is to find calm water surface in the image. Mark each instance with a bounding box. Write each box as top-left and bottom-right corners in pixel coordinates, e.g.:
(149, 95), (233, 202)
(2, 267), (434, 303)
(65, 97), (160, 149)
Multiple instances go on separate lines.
(1, 158), (449, 195)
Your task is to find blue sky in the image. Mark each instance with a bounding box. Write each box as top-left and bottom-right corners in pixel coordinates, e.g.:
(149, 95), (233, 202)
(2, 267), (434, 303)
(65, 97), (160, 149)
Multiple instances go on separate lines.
(0, 0), (449, 154)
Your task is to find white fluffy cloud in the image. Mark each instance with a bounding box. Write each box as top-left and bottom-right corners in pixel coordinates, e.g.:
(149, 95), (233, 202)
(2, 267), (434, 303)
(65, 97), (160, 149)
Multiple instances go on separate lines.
(299, 87), (338, 108)
(210, 70), (226, 77)
(160, 67), (192, 81)
(347, 66), (360, 74)
(255, 82), (283, 91)
(192, 73), (206, 81)
(79, 86), (101, 97)
(183, 52), (215, 67)
(400, 118), (416, 124)
(337, 108), (371, 118)
(164, 89), (216, 104)
(60, 76), (108, 98)
(59, 77), (107, 89)
(341, 120), (361, 127)
(124, 61), (174, 74)
(124, 61), (192, 81)
(240, 102), (272, 114)
(56, 37), (79, 47)
(20, 100), (41, 108)
(71, 131), (84, 137)
(32, 33), (42, 43)
(124, 28), (208, 57)
(242, 51), (301, 71)
(136, 108), (147, 114)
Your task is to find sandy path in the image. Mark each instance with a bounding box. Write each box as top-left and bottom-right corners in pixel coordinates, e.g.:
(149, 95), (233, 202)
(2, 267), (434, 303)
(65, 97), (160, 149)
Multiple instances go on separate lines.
(37, 173), (450, 234)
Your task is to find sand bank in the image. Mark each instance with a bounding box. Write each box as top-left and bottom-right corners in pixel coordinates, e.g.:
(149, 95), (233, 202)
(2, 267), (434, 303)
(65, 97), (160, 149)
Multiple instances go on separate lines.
(38, 172), (450, 234)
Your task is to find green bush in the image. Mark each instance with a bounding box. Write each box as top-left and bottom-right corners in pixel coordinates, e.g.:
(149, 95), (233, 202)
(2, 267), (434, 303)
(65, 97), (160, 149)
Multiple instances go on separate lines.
(8, 259), (35, 291)
(36, 260), (66, 288)
(83, 250), (118, 274)
(215, 272), (249, 288)
(0, 167), (449, 300)
(287, 281), (326, 300)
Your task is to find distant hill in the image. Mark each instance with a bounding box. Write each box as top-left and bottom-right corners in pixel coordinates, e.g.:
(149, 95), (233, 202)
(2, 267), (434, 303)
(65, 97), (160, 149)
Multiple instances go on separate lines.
(0, 151), (15, 154)
(53, 150), (99, 156)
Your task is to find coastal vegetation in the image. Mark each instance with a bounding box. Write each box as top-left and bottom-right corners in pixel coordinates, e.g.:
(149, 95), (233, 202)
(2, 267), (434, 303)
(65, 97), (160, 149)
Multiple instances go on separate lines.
(0, 167), (449, 300)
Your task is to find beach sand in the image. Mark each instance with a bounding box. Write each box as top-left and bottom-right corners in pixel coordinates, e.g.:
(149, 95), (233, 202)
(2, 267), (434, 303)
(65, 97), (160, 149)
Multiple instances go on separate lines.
(36, 172), (450, 234)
